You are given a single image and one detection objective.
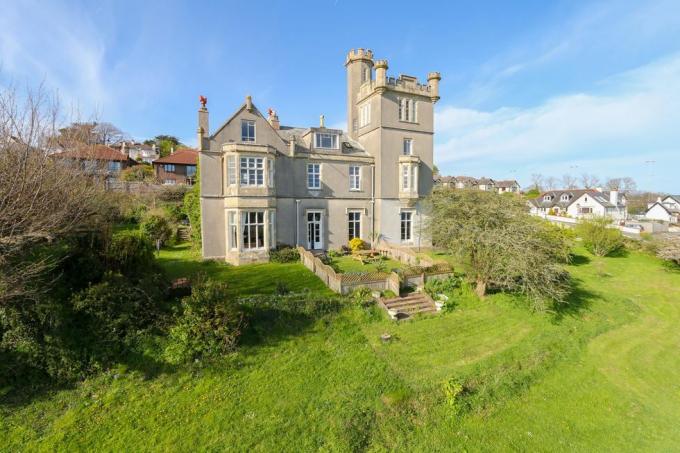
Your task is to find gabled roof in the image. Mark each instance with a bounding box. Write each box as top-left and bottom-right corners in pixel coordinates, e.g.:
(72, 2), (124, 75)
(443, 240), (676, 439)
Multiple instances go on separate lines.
(209, 100), (287, 149)
(646, 202), (675, 216)
(455, 176), (478, 185)
(52, 145), (131, 162)
(153, 148), (198, 165)
(530, 189), (625, 209)
(663, 195), (680, 204)
(478, 177), (495, 185)
(495, 179), (519, 188)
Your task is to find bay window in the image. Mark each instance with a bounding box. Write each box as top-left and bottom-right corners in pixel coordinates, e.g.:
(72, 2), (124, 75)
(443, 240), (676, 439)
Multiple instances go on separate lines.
(227, 156), (236, 185)
(240, 157), (264, 186)
(242, 211), (265, 249)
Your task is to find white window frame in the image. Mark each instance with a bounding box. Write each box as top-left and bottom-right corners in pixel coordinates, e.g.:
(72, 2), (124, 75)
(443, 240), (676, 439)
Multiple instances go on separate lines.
(403, 138), (413, 156)
(359, 102), (371, 128)
(400, 211), (413, 242)
(186, 165), (197, 178)
(241, 120), (256, 142)
(349, 165), (361, 191)
(242, 211), (265, 250)
(240, 157), (264, 187)
(163, 179), (176, 185)
(307, 163), (321, 190)
(561, 194), (570, 202)
(228, 211), (238, 250)
(314, 133), (339, 149)
(543, 195), (552, 202)
(401, 165), (410, 191)
(348, 211), (361, 241)
(227, 156), (236, 186)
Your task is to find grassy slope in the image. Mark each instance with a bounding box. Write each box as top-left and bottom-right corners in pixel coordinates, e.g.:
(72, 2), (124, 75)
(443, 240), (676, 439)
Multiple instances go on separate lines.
(2, 248), (680, 451)
(330, 254), (403, 274)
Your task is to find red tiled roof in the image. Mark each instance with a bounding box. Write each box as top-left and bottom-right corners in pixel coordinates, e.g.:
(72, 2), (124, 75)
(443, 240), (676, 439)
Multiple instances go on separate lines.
(153, 148), (199, 165)
(52, 145), (131, 162)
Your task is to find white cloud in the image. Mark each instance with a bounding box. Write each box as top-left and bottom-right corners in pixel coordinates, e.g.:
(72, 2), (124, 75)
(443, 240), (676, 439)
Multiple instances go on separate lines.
(434, 53), (680, 190)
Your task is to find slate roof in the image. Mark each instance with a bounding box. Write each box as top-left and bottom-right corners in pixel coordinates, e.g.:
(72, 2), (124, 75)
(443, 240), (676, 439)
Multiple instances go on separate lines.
(496, 179), (519, 188)
(530, 189), (625, 209)
(455, 176), (478, 186)
(276, 125), (370, 157)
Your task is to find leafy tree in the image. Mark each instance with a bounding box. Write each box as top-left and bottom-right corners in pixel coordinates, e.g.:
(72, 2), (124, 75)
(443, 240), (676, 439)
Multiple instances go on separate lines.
(183, 163), (201, 247)
(657, 235), (680, 265)
(140, 212), (172, 251)
(427, 188), (572, 309)
(432, 164), (440, 176)
(145, 135), (183, 157)
(575, 217), (625, 257)
(120, 164), (155, 182)
(524, 188), (540, 199)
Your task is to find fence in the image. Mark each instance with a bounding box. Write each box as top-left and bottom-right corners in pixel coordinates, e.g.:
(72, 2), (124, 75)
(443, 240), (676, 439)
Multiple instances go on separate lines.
(297, 245), (452, 296)
(375, 240), (436, 267)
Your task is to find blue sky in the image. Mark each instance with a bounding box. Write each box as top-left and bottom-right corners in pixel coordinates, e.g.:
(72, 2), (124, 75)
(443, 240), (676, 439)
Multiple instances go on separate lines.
(1, 0), (679, 192)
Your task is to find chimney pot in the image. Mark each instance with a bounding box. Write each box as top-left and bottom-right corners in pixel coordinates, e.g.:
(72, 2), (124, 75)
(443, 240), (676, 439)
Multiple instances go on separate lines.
(320, 114), (325, 128)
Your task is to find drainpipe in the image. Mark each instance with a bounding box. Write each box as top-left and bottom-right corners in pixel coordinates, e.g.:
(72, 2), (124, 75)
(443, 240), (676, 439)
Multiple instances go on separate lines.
(295, 199), (301, 247)
(370, 163), (376, 248)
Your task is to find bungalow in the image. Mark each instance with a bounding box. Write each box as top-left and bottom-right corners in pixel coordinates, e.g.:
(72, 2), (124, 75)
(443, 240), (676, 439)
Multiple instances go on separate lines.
(454, 176), (478, 189)
(477, 177), (495, 192)
(530, 188), (627, 221)
(495, 179), (521, 194)
(152, 148), (199, 185)
(645, 196), (680, 224)
(51, 144), (137, 177)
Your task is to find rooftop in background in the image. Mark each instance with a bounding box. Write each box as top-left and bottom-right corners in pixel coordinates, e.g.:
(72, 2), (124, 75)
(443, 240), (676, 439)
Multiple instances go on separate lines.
(51, 144), (131, 162)
(152, 148), (198, 165)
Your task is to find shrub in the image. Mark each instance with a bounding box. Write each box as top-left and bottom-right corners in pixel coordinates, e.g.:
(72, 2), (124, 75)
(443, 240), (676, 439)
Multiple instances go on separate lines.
(349, 238), (367, 253)
(182, 164), (201, 247)
(350, 287), (374, 307)
(269, 246), (300, 263)
(576, 218), (625, 257)
(275, 281), (290, 295)
(106, 230), (155, 278)
(165, 279), (245, 364)
(424, 276), (461, 298)
(120, 164), (154, 182)
(140, 212), (173, 250)
(443, 378), (465, 414)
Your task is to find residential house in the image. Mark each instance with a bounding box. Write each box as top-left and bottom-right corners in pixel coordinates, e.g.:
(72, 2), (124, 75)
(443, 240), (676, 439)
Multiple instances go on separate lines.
(477, 177), (495, 191)
(433, 175), (456, 188)
(112, 142), (160, 164)
(496, 179), (521, 194)
(199, 48), (440, 264)
(454, 176), (478, 189)
(153, 148), (199, 185)
(645, 195), (680, 223)
(51, 144), (137, 178)
(529, 189), (627, 220)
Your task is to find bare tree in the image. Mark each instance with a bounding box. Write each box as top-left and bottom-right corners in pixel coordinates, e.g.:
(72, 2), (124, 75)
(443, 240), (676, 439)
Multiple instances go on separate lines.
(93, 122), (127, 145)
(621, 177), (637, 192)
(580, 173), (601, 189)
(545, 176), (558, 190)
(561, 174), (578, 189)
(605, 177), (622, 190)
(0, 84), (107, 304)
(530, 173), (544, 191)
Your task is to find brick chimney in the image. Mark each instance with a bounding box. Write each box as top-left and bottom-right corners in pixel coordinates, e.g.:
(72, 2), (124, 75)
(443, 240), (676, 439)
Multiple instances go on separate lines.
(267, 108), (280, 130)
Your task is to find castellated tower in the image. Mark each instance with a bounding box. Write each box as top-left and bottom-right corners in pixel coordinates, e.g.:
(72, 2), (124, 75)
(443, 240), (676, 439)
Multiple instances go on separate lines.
(345, 48), (440, 246)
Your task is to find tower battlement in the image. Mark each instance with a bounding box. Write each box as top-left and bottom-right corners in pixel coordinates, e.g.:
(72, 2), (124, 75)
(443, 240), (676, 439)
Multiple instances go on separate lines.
(345, 48), (374, 66)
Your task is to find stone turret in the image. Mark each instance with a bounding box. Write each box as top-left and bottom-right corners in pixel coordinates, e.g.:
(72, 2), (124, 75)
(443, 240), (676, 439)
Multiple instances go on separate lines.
(375, 60), (388, 93)
(345, 48), (374, 139)
(428, 72), (441, 103)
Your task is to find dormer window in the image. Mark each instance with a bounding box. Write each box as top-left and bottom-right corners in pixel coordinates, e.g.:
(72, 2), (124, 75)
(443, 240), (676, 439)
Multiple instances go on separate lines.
(543, 195), (552, 202)
(315, 133), (338, 149)
(241, 120), (255, 142)
(560, 194), (571, 202)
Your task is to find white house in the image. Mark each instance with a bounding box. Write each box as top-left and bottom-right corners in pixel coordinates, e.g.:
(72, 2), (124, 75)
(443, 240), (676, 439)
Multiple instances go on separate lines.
(645, 196), (680, 223)
(496, 180), (521, 194)
(530, 189), (627, 221)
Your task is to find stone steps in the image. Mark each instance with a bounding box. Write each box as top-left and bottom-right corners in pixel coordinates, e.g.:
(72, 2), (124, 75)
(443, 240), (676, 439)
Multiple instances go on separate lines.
(381, 292), (438, 320)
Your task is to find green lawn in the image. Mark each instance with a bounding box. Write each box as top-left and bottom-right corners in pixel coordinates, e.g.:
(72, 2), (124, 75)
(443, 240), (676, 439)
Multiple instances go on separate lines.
(157, 242), (333, 297)
(3, 247), (680, 451)
(330, 254), (403, 274)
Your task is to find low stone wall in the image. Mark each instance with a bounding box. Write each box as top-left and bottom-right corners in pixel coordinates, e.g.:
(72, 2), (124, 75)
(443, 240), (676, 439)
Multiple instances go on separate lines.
(298, 246), (451, 296)
(375, 240), (435, 267)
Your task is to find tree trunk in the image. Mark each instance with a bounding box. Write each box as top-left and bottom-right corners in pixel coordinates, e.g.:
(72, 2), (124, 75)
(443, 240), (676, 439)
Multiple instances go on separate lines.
(475, 279), (487, 298)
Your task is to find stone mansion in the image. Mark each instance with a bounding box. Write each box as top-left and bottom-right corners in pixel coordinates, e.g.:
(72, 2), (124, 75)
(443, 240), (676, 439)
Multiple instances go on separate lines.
(199, 48), (440, 264)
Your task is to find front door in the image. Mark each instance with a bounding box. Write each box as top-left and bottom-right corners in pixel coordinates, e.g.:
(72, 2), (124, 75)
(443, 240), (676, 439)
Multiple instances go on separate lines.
(307, 211), (323, 249)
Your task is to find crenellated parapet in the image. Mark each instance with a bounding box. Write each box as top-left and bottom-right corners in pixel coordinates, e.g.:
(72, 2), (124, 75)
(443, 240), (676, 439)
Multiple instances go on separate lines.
(345, 48), (374, 66)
